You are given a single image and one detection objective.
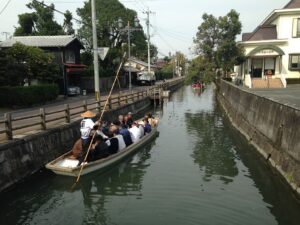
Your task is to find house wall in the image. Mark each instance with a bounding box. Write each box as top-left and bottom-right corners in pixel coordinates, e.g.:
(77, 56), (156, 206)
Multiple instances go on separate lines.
(64, 41), (81, 64)
(241, 13), (300, 80)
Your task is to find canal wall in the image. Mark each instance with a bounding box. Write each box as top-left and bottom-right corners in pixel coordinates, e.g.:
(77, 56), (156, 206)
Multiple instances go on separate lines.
(0, 98), (151, 193)
(216, 80), (300, 195)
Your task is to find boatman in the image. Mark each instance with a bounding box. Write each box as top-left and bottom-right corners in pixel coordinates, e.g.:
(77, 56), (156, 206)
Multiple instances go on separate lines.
(80, 110), (97, 147)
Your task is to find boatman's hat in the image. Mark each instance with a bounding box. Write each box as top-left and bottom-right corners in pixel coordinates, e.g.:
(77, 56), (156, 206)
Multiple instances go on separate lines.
(81, 110), (96, 118)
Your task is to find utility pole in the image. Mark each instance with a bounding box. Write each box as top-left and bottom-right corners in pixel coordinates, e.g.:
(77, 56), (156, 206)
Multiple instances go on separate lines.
(118, 17), (141, 91)
(173, 53), (175, 78)
(91, 0), (100, 101)
(145, 9), (154, 74)
(127, 21), (132, 90)
(1, 32), (9, 40)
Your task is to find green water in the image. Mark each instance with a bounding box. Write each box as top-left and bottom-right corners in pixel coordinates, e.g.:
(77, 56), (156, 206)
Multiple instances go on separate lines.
(1, 85), (300, 225)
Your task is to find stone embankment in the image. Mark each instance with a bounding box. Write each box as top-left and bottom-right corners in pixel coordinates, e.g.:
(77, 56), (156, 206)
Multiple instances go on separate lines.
(217, 80), (300, 195)
(0, 78), (184, 193)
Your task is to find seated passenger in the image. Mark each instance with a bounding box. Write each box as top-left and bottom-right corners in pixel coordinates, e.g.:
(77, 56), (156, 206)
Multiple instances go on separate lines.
(129, 122), (141, 143)
(146, 113), (158, 127)
(127, 112), (134, 127)
(119, 124), (133, 146)
(106, 137), (119, 155)
(118, 115), (124, 125)
(96, 121), (109, 139)
(108, 125), (118, 138)
(143, 119), (152, 134)
(69, 138), (83, 159)
(113, 130), (126, 151)
(138, 123), (144, 138)
(90, 135), (110, 161)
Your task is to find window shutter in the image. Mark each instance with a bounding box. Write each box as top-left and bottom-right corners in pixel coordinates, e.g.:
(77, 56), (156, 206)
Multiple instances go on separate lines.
(292, 18), (297, 38)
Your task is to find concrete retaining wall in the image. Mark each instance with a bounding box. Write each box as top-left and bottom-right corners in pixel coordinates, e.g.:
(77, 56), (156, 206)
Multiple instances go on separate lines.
(217, 80), (300, 195)
(0, 97), (151, 192)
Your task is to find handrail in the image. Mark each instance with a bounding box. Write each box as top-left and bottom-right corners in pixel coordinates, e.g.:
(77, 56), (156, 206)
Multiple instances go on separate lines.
(0, 78), (183, 141)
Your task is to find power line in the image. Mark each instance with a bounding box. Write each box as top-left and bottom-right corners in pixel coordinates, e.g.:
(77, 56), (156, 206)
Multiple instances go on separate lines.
(32, 0), (87, 25)
(0, 0), (12, 16)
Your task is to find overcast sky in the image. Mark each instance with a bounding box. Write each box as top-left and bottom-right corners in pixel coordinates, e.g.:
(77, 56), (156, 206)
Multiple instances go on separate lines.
(0, 0), (290, 58)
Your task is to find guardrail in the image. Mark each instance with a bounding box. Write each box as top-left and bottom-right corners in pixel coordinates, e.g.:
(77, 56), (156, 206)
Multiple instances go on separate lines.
(0, 77), (184, 141)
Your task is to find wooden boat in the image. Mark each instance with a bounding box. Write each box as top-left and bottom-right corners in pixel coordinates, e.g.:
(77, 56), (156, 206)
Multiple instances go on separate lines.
(46, 125), (159, 177)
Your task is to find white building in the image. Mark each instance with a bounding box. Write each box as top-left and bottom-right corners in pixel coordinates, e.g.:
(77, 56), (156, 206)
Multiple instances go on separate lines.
(238, 0), (300, 88)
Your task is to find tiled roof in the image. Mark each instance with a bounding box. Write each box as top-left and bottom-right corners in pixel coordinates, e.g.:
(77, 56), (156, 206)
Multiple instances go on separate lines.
(283, 0), (300, 9)
(242, 33), (253, 42)
(242, 25), (277, 42)
(0, 35), (83, 48)
(129, 58), (157, 68)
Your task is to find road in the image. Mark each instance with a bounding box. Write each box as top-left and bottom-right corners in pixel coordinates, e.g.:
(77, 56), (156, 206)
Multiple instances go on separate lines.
(243, 84), (300, 109)
(0, 78), (179, 142)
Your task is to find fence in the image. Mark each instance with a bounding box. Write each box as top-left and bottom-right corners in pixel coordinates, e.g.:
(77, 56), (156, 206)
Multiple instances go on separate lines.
(0, 78), (184, 142)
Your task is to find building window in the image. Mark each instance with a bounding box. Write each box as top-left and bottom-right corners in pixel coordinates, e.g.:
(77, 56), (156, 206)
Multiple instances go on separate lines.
(65, 50), (75, 63)
(292, 18), (300, 38)
(289, 54), (300, 70)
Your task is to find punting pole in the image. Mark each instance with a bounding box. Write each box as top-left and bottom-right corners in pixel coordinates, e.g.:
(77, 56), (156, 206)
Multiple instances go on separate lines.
(74, 53), (127, 185)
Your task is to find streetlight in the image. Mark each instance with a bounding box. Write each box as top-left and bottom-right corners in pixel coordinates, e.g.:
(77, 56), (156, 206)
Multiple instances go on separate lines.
(118, 16), (141, 90)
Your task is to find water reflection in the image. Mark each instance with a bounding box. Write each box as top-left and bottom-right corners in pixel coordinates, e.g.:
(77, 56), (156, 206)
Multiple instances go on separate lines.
(78, 142), (155, 225)
(185, 111), (238, 183)
(0, 139), (157, 225)
(224, 121), (300, 225)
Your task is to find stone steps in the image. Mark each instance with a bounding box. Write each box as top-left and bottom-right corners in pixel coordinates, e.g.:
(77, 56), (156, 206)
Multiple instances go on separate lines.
(252, 78), (283, 89)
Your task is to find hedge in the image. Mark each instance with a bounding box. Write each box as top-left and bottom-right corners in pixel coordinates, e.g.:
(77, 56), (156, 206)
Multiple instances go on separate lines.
(156, 71), (174, 80)
(0, 84), (59, 107)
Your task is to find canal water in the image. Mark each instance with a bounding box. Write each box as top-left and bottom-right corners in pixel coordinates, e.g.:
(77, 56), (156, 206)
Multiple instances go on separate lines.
(1, 85), (300, 225)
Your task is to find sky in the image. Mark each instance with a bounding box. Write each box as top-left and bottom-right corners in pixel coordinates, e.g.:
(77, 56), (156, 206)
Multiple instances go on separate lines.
(0, 0), (291, 58)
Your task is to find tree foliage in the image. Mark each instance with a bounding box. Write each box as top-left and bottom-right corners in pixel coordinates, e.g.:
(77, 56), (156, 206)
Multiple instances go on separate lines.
(193, 9), (245, 78)
(63, 10), (75, 35)
(76, 0), (157, 77)
(0, 43), (59, 86)
(158, 51), (187, 79)
(14, 0), (74, 36)
(185, 56), (215, 84)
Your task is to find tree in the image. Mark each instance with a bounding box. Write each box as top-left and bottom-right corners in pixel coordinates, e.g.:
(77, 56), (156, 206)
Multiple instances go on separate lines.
(14, 13), (37, 36)
(63, 10), (75, 35)
(0, 43), (59, 86)
(185, 56), (215, 84)
(193, 10), (244, 78)
(14, 0), (65, 36)
(194, 13), (220, 68)
(76, 0), (157, 77)
(217, 10), (244, 76)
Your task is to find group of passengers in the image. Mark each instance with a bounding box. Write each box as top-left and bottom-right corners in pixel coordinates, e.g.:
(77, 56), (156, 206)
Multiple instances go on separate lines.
(70, 111), (157, 163)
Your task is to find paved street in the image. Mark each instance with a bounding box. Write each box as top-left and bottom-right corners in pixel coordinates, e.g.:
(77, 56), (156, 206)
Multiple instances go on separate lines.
(243, 84), (300, 109)
(0, 84), (153, 118)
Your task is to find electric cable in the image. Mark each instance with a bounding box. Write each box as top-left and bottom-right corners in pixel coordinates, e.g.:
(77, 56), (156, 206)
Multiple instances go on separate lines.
(0, 0), (12, 16)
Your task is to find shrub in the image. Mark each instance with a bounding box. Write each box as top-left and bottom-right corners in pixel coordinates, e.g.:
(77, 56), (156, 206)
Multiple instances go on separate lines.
(156, 71), (173, 80)
(0, 84), (59, 107)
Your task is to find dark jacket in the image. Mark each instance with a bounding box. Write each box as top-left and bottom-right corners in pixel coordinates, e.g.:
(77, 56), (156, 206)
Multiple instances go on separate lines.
(119, 128), (133, 146)
(144, 124), (152, 134)
(107, 137), (119, 154)
(91, 142), (110, 161)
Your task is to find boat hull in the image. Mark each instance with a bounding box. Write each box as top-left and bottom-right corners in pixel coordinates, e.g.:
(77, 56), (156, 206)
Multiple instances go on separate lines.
(46, 127), (158, 177)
